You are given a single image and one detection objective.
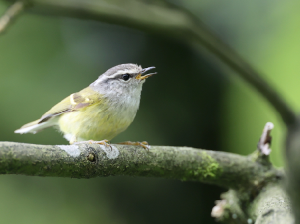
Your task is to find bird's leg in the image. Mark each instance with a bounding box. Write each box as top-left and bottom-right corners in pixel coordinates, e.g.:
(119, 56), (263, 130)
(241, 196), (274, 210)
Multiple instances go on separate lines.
(117, 141), (150, 150)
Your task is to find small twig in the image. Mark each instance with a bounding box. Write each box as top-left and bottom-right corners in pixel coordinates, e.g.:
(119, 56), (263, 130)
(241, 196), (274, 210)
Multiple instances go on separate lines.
(257, 122), (274, 156)
(211, 200), (227, 219)
(211, 190), (248, 224)
(0, 0), (25, 34)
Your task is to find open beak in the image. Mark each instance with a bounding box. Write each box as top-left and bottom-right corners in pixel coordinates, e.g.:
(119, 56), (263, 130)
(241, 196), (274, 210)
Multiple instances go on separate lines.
(136, 66), (156, 80)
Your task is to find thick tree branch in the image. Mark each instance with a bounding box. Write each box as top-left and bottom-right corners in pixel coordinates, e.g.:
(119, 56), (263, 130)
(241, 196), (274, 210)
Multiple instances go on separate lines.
(0, 141), (282, 190)
(212, 183), (294, 224)
(209, 123), (291, 223)
(213, 183), (294, 224)
(249, 184), (293, 224)
(3, 0), (296, 125)
(285, 119), (300, 224)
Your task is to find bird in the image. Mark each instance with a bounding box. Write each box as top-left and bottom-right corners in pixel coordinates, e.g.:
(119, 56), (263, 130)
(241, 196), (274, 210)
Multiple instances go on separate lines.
(15, 63), (156, 148)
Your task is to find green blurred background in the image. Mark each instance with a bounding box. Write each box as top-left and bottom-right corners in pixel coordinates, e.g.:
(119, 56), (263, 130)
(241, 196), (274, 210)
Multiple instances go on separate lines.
(0, 0), (299, 223)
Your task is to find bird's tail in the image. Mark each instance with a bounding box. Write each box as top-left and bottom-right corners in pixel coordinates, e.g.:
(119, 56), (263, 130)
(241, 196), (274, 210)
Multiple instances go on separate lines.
(14, 118), (57, 134)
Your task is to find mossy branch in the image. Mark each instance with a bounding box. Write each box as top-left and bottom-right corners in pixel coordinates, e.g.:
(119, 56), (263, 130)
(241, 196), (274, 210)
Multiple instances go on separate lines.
(2, 0), (296, 125)
(0, 141), (282, 190)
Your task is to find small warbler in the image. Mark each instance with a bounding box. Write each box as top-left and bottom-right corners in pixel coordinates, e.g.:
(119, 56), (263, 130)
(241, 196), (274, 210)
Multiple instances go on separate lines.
(15, 64), (156, 147)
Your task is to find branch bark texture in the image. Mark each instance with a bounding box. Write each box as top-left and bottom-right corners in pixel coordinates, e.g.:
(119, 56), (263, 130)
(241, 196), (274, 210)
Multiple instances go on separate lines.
(212, 184), (293, 224)
(249, 184), (293, 224)
(0, 141), (282, 191)
(286, 120), (300, 224)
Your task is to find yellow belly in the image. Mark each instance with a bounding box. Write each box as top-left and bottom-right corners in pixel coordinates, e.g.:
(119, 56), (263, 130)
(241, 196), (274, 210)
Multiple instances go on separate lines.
(58, 103), (134, 142)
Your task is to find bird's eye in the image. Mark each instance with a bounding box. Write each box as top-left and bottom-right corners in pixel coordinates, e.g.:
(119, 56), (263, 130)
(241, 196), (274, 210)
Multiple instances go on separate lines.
(122, 73), (130, 81)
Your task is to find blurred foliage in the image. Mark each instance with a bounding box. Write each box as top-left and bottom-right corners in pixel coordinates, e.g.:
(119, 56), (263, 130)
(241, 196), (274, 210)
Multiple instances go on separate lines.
(0, 0), (299, 223)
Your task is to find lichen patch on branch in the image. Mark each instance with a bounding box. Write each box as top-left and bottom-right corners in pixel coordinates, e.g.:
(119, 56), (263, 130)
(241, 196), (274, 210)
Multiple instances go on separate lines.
(99, 145), (119, 159)
(57, 145), (80, 157)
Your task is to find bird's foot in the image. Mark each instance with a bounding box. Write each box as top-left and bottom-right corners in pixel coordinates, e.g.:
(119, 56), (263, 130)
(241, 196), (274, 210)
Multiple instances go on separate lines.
(118, 141), (150, 150)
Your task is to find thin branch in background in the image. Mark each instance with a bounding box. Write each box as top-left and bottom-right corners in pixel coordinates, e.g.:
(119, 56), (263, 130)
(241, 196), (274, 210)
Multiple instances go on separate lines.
(0, 0), (25, 34)
(9, 0), (297, 126)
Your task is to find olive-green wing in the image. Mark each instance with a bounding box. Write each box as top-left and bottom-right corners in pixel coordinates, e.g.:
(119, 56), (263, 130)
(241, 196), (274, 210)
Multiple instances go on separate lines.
(15, 87), (101, 134)
(38, 87), (100, 123)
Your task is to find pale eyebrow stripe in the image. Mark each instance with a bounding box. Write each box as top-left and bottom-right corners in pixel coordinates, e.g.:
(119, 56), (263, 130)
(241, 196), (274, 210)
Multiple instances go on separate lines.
(109, 69), (138, 79)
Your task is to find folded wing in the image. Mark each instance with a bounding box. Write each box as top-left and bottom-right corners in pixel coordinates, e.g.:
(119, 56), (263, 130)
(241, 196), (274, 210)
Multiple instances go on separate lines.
(14, 87), (100, 134)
